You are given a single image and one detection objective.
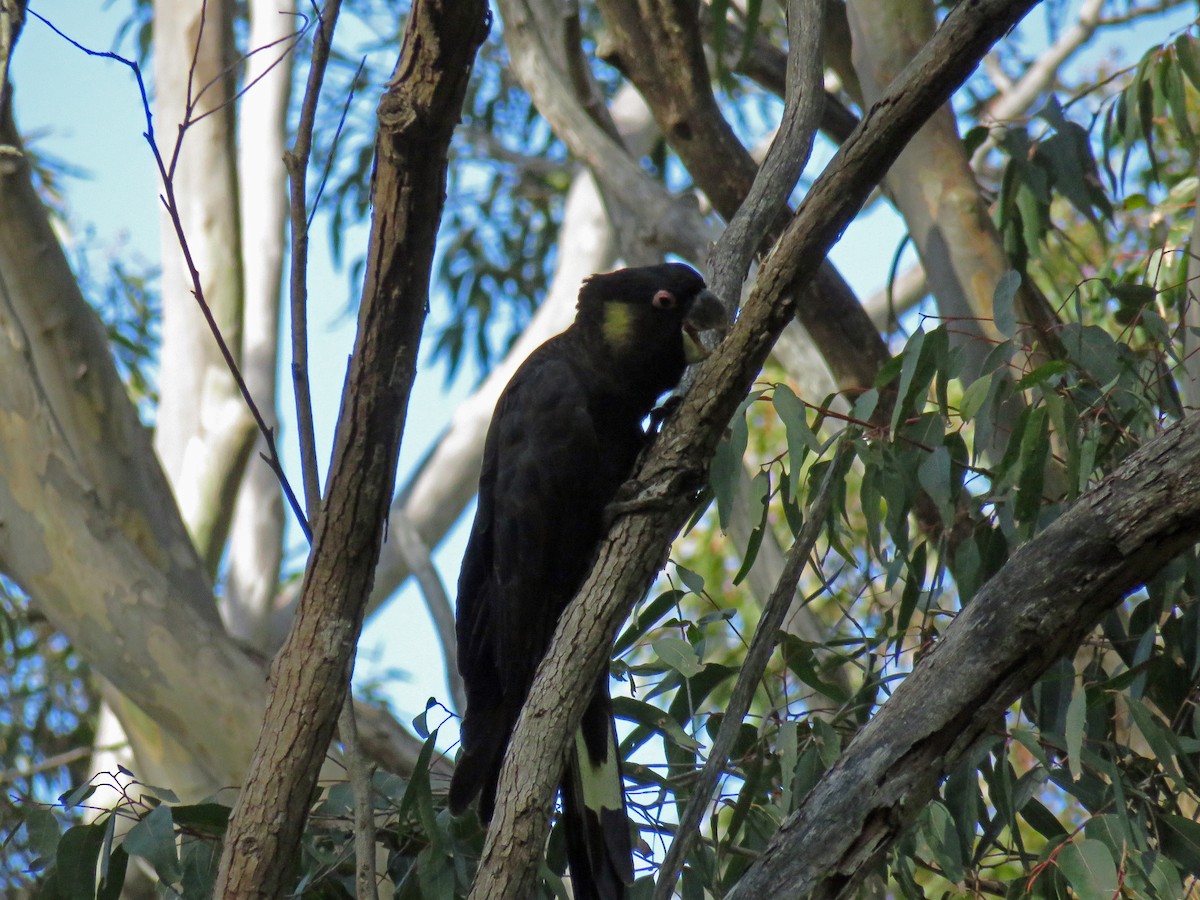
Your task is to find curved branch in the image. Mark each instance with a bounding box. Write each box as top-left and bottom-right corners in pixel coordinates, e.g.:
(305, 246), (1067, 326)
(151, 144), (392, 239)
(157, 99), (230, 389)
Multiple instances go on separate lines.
(707, 0), (826, 309)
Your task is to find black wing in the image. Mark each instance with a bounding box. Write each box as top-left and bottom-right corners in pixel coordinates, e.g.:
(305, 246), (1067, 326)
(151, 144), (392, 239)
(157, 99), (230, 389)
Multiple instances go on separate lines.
(450, 347), (609, 818)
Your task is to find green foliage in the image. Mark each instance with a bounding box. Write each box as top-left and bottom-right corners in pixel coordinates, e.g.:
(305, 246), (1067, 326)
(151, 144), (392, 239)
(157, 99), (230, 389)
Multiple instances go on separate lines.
(0, 585), (98, 894)
(572, 36), (1200, 896)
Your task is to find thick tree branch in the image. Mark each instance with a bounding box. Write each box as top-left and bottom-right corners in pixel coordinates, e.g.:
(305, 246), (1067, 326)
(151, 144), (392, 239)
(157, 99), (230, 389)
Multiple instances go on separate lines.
(728, 414), (1200, 897)
(0, 24), (214, 624)
(214, 3), (488, 894)
(469, 0), (1041, 895)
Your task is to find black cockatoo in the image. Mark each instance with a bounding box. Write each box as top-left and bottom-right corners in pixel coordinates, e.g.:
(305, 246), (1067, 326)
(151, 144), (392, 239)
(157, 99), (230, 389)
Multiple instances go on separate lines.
(448, 263), (726, 899)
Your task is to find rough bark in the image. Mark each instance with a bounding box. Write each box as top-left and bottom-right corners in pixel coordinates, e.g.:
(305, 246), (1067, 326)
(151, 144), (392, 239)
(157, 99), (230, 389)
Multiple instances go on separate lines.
(213, 2), (489, 894)
(728, 414), (1200, 897)
(469, 0), (1042, 895)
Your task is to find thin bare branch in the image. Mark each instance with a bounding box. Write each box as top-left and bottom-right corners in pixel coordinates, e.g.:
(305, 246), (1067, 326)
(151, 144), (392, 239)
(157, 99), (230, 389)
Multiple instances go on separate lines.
(337, 699), (379, 900)
(707, 0), (826, 310)
(286, 0), (342, 518)
(654, 435), (855, 899)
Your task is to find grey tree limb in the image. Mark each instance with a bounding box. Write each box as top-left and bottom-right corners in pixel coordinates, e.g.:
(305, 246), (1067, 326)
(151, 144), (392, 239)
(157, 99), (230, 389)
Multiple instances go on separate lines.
(728, 413), (1200, 897)
(391, 510), (466, 713)
(707, 0), (826, 311)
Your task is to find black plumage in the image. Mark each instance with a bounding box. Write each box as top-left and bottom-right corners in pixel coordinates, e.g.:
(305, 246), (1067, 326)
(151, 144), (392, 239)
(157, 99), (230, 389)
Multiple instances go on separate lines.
(449, 263), (726, 899)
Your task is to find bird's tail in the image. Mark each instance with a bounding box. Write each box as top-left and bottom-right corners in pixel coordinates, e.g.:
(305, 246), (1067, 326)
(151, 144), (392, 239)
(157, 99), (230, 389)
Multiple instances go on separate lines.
(449, 704), (512, 822)
(560, 721), (634, 900)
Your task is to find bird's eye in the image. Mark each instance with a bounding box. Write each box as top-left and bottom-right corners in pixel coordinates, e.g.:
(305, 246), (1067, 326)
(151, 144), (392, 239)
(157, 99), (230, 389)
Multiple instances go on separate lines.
(652, 290), (677, 310)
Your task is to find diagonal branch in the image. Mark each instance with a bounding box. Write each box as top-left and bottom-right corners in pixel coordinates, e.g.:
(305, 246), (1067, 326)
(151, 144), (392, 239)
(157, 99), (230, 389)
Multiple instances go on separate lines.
(286, 0), (342, 518)
(469, 0), (1043, 895)
(213, 2), (489, 893)
(707, 0), (826, 309)
(655, 434), (856, 898)
(727, 413), (1200, 897)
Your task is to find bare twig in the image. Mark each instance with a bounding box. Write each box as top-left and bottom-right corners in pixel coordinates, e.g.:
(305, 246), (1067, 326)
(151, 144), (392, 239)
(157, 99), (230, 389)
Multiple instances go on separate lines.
(653, 435), (855, 898)
(280, 22), (386, 890)
(285, 0), (343, 518)
(0, 744), (112, 785)
(337, 699), (379, 900)
(26, 7), (313, 541)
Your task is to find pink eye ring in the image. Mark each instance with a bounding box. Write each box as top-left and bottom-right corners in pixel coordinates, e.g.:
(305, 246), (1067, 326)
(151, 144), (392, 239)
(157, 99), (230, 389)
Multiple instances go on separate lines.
(652, 290), (678, 309)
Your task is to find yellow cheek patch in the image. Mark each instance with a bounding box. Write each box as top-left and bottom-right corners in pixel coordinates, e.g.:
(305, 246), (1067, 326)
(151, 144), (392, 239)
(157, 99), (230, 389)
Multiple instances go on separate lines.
(601, 302), (634, 348)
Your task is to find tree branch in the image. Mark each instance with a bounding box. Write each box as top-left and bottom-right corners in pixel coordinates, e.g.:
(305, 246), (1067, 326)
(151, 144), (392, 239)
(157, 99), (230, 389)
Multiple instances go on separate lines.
(213, 2), (489, 893)
(728, 413), (1200, 897)
(655, 435), (855, 898)
(285, 0), (341, 518)
(707, 0), (825, 310)
(469, 0), (1042, 894)
(391, 510), (466, 713)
